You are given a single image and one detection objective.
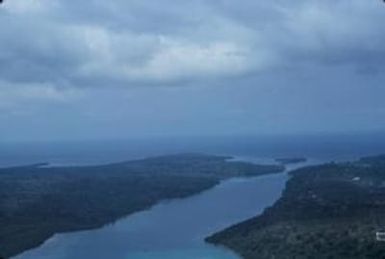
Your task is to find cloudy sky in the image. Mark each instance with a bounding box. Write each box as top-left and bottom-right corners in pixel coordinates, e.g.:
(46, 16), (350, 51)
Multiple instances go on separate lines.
(0, 0), (385, 141)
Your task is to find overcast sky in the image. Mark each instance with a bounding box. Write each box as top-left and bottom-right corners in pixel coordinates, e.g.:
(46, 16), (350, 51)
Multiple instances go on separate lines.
(0, 0), (385, 141)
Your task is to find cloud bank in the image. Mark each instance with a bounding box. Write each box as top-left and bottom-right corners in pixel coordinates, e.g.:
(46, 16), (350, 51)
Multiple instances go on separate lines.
(1, 0), (385, 140)
(1, 0), (384, 90)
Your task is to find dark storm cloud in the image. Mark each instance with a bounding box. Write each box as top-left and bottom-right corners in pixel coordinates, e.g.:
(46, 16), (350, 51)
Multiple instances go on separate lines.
(1, 0), (385, 141)
(1, 0), (384, 90)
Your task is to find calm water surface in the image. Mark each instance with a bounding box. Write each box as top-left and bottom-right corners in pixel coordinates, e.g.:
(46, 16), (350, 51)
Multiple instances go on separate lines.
(5, 136), (370, 259)
(15, 161), (308, 259)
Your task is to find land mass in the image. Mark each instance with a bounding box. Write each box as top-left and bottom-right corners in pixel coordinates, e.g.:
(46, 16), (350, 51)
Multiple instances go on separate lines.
(0, 153), (284, 258)
(207, 155), (385, 259)
(275, 157), (307, 165)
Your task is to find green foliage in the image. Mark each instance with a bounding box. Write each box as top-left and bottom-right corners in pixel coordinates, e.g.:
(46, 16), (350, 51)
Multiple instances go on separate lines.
(208, 155), (385, 259)
(0, 153), (283, 258)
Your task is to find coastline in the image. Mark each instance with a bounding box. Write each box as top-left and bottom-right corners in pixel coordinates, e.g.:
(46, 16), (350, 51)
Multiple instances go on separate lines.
(0, 153), (284, 258)
(206, 155), (385, 259)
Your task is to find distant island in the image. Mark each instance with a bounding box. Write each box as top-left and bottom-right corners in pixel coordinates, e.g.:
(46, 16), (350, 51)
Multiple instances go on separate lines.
(0, 153), (284, 258)
(207, 155), (385, 259)
(275, 157), (307, 165)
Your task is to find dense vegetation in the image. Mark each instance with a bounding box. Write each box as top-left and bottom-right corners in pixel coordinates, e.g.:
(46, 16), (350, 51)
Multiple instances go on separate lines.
(207, 155), (385, 259)
(0, 153), (283, 258)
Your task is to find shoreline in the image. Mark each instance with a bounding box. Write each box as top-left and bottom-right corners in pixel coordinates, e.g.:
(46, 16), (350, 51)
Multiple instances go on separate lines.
(1, 153), (284, 258)
(206, 154), (385, 259)
(17, 171), (291, 259)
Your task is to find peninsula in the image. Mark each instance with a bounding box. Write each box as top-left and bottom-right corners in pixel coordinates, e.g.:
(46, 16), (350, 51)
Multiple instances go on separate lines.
(0, 153), (283, 258)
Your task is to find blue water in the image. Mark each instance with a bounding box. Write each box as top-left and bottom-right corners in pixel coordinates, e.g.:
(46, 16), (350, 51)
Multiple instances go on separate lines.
(15, 170), (294, 259)
(4, 134), (385, 258)
(13, 159), (313, 259)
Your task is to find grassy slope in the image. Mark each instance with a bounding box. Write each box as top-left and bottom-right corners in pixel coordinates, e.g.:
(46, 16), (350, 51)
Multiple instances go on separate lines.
(0, 153), (283, 258)
(207, 155), (385, 259)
